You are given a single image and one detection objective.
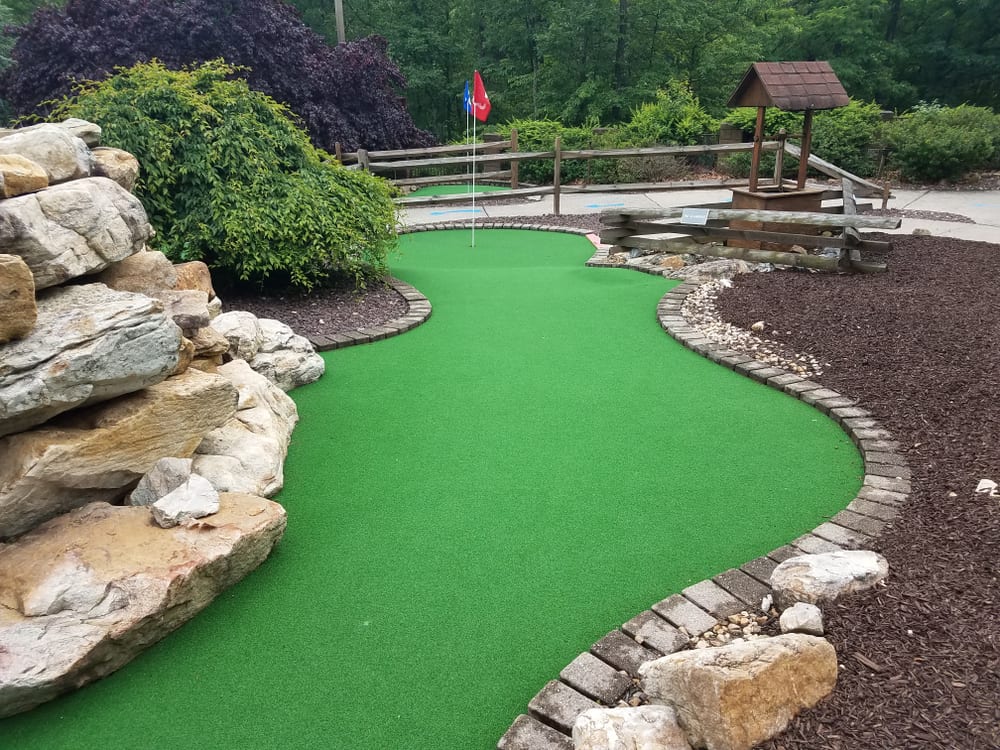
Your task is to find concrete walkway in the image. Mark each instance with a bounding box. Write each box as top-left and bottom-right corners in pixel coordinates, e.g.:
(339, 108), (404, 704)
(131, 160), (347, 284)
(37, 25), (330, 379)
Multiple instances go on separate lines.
(400, 187), (1000, 245)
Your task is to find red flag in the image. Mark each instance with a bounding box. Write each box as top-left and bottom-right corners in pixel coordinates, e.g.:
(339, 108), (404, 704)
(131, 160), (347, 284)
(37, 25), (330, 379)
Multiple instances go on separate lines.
(471, 70), (491, 122)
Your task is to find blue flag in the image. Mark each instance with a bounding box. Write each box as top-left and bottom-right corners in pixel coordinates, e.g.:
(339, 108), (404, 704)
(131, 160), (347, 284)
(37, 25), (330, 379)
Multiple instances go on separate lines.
(463, 80), (472, 114)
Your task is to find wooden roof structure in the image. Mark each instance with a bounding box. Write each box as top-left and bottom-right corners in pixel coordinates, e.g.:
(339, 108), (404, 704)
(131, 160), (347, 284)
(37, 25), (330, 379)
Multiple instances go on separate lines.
(728, 61), (850, 191)
(728, 61), (849, 111)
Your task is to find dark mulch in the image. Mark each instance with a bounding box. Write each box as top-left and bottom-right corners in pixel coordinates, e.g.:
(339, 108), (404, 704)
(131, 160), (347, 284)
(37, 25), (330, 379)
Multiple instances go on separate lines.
(714, 234), (1000, 750)
(224, 277), (407, 341)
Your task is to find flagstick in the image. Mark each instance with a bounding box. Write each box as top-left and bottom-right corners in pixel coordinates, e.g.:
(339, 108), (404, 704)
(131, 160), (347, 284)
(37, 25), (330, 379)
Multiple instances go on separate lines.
(471, 114), (477, 247)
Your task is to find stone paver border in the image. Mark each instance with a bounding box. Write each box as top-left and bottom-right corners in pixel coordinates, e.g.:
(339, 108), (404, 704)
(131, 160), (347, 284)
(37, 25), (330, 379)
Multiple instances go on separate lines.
(306, 222), (910, 749)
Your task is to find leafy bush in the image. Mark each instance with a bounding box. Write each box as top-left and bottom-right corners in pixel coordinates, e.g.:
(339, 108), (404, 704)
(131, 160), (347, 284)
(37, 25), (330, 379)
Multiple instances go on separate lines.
(813, 100), (883, 177)
(622, 81), (717, 146)
(885, 103), (1000, 182)
(1, 0), (432, 151)
(494, 118), (596, 184)
(723, 99), (883, 178)
(52, 60), (398, 291)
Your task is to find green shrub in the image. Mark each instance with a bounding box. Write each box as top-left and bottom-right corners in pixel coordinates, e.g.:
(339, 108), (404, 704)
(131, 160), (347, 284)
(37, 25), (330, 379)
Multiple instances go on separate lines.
(52, 59), (398, 290)
(622, 81), (717, 146)
(494, 118), (596, 184)
(724, 99), (883, 178)
(886, 102), (1000, 182)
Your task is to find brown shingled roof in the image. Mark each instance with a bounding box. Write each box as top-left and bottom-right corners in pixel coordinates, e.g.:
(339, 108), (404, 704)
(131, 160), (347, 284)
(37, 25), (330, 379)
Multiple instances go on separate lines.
(727, 61), (850, 110)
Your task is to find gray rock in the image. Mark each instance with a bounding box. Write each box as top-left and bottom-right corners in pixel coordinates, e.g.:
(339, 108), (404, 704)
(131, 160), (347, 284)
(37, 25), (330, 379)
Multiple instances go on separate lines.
(573, 705), (692, 750)
(193, 359), (299, 498)
(666, 259), (762, 281)
(155, 289), (211, 331)
(779, 602), (825, 635)
(0, 124), (93, 184)
(150, 473), (220, 528)
(211, 310), (263, 360)
(640, 634), (838, 750)
(770, 550), (889, 610)
(129, 457), (194, 507)
(0, 177), (152, 289)
(250, 317), (325, 391)
(0, 284), (183, 438)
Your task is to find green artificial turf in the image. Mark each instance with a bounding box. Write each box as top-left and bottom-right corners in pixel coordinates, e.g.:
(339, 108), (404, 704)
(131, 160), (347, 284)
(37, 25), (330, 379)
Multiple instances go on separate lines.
(407, 183), (509, 197)
(2, 230), (862, 749)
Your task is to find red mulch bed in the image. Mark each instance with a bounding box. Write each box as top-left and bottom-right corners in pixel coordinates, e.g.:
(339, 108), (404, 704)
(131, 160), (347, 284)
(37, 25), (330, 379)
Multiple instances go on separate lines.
(714, 233), (1000, 750)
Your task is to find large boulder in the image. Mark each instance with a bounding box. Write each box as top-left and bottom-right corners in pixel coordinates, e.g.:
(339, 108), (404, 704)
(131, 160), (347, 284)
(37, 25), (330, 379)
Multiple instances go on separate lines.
(0, 254), (36, 343)
(573, 705), (692, 750)
(0, 176), (152, 289)
(769, 550), (890, 610)
(0, 368), (238, 539)
(0, 124), (92, 184)
(640, 634), (838, 750)
(0, 283), (182, 438)
(211, 310), (263, 360)
(193, 360), (298, 498)
(251, 318), (325, 391)
(0, 154), (48, 198)
(0, 494), (286, 717)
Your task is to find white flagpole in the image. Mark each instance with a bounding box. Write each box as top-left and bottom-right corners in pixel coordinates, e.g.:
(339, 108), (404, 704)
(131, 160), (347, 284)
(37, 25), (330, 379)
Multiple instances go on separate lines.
(471, 109), (477, 247)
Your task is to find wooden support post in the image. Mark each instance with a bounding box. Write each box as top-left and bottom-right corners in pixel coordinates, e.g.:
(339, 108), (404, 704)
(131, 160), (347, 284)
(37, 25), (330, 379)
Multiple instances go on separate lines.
(334, 142), (343, 164)
(553, 136), (562, 216)
(796, 110), (814, 189)
(773, 129), (786, 187)
(882, 181), (891, 210)
(510, 128), (519, 190)
(358, 149), (370, 172)
(749, 106), (765, 192)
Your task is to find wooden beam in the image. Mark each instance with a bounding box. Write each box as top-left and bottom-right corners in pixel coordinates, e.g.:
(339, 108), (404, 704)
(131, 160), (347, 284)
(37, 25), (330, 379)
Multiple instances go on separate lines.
(395, 186), (554, 206)
(558, 142), (778, 160)
(367, 140), (512, 159)
(784, 142), (884, 196)
(369, 151), (554, 170)
(608, 234), (847, 271)
(510, 128), (519, 190)
(750, 106), (766, 192)
(797, 109), (814, 189)
(599, 207), (900, 229)
(394, 171), (510, 188)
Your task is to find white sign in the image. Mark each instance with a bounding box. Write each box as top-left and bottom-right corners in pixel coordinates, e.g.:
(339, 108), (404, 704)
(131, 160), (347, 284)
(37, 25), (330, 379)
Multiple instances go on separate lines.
(681, 208), (711, 225)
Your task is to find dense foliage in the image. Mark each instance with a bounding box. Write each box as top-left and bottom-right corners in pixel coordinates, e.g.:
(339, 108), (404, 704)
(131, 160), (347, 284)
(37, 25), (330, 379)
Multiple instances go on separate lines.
(52, 60), (399, 290)
(620, 81), (718, 148)
(884, 103), (1000, 182)
(288, 0), (1000, 142)
(1, 0), (432, 151)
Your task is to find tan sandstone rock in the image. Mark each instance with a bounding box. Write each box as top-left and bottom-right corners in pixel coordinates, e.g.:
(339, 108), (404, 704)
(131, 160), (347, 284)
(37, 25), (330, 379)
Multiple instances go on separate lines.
(95, 249), (178, 295)
(0, 368), (238, 539)
(0, 124), (92, 184)
(91, 146), (139, 191)
(172, 260), (216, 299)
(0, 254), (36, 343)
(0, 494), (286, 717)
(0, 153), (48, 198)
(640, 634), (838, 750)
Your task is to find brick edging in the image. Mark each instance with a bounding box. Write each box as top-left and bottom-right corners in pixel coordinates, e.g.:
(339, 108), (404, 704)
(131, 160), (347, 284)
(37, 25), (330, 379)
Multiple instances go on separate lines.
(497, 231), (912, 750)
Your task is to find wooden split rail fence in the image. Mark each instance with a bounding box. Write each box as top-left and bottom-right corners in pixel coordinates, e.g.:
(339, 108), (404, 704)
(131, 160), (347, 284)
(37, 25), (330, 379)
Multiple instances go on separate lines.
(599, 179), (900, 273)
(336, 136), (888, 213)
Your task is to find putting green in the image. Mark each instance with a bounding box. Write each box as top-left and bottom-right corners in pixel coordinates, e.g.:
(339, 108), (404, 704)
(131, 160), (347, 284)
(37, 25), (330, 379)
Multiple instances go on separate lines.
(1, 230), (861, 749)
(408, 183), (508, 197)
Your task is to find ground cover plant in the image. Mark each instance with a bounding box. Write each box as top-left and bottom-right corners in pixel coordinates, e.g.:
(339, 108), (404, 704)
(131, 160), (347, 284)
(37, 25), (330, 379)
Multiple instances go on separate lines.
(52, 59), (398, 291)
(0, 229), (862, 749)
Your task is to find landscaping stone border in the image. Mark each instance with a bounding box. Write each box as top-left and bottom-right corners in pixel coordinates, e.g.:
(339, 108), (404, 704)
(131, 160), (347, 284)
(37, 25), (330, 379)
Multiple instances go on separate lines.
(308, 276), (432, 351)
(311, 222), (910, 749)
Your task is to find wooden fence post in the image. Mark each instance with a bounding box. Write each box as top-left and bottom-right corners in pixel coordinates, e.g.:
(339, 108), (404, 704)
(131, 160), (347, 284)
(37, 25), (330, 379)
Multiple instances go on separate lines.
(773, 129), (786, 187)
(553, 136), (562, 216)
(510, 128), (519, 190)
(796, 110), (814, 189)
(334, 142), (343, 164)
(358, 149), (370, 172)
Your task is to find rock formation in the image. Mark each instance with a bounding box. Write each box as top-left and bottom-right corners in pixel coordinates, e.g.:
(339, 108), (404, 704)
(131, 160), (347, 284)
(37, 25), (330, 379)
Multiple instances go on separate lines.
(0, 118), (327, 716)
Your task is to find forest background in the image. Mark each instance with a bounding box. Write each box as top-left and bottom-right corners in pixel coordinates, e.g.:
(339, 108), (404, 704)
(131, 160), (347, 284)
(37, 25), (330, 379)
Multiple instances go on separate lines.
(2, 0), (999, 143)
